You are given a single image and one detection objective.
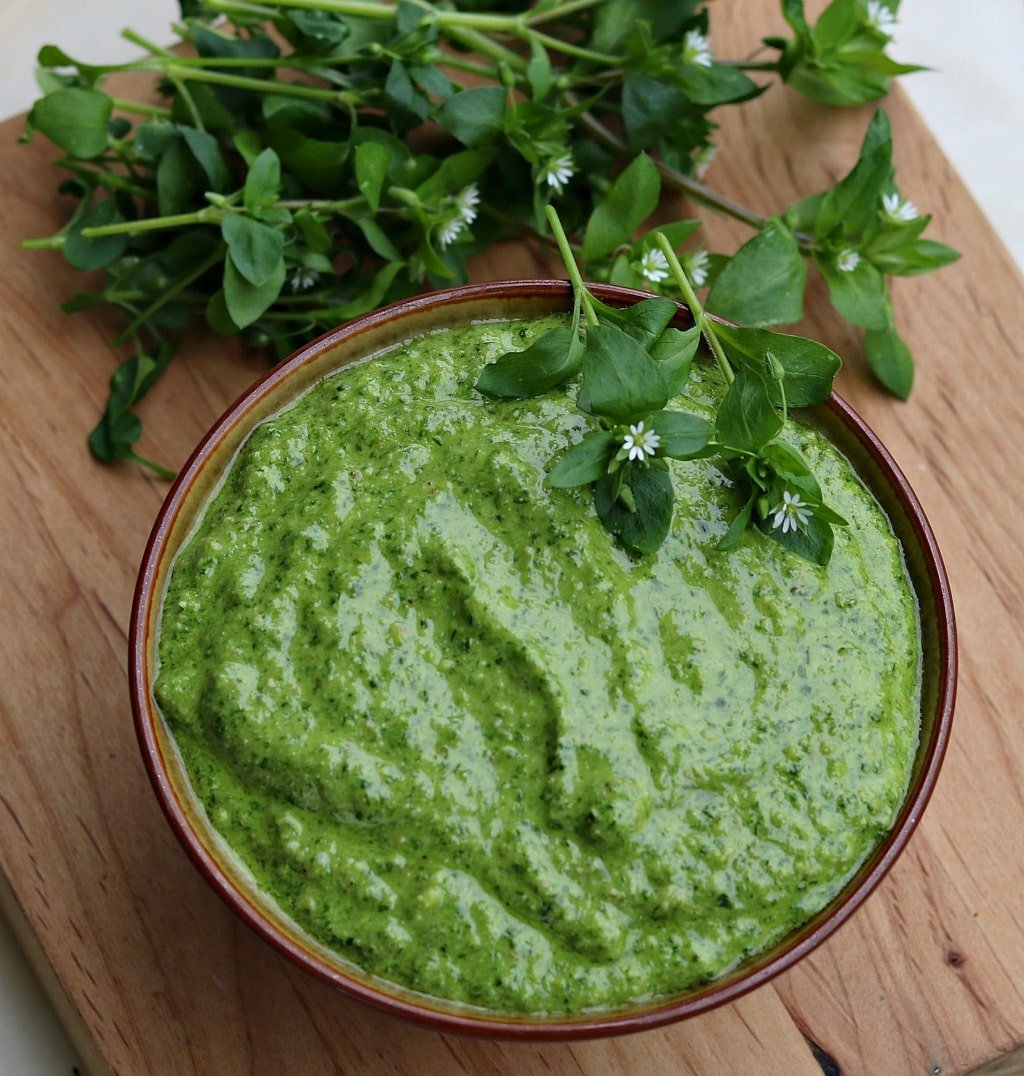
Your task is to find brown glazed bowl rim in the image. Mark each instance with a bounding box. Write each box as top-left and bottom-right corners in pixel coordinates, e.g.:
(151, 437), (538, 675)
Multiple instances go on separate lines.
(129, 280), (957, 1041)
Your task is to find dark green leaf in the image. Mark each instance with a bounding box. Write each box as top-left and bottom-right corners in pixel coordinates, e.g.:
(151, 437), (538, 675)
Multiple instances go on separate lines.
(818, 109), (893, 238)
(269, 131), (348, 195)
(30, 87), (111, 158)
(645, 410), (713, 459)
(354, 140), (389, 213)
(223, 252), (285, 328)
(621, 76), (687, 151)
(476, 327), (582, 399)
(714, 324), (841, 407)
(156, 138), (202, 216)
(763, 512), (834, 565)
(595, 296), (677, 348)
(583, 323), (669, 421)
(436, 87), (507, 147)
(294, 209), (331, 253)
(416, 148), (495, 203)
(549, 430), (616, 488)
(717, 488), (757, 550)
(64, 199), (127, 270)
(582, 153), (661, 260)
(651, 325), (701, 395)
(243, 147), (282, 213)
(670, 63), (762, 106)
(355, 217), (401, 260)
(221, 214), (285, 287)
(707, 221), (807, 326)
(595, 466), (675, 553)
(715, 365), (783, 453)
(132, 121), (177, 162)
(864, 326), (914, 399)
(180, 126), (230, 191)
(385, 61), (430, 125)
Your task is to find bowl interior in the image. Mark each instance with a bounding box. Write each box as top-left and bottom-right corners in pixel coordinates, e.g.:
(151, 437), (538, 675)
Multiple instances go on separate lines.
(131, 281), (955, 1039)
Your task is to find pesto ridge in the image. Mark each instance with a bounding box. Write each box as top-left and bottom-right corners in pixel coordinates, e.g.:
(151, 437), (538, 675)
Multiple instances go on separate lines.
(155, 315), (920, 1014)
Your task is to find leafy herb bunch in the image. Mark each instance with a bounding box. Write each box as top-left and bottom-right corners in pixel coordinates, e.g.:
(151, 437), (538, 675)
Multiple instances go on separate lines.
(478, 209), (846, 564)
(21, 0), (956, 476)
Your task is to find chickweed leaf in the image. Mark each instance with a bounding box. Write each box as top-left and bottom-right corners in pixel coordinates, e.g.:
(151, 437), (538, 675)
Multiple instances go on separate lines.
(549, 430), (617, 488)
(582, 153), (660, 260)
(476, 328), (583, 399)
(595, 466), (675, 553)
(864, 326), (915, 399)
(715, 365), (783, 454)
(583, 323), (669, 421)
(707, 221), (807, 326)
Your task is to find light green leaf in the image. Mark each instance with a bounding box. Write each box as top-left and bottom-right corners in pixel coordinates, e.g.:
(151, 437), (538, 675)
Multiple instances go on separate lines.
(354, 140), (389, 213)
(707, 221), (807, 326)
(243, 148), (282, 214)
(582, 153), (661, 260)
(221, 214), (285, 287)
(223, 253), (285, 328)
(29, 87), (112, 158)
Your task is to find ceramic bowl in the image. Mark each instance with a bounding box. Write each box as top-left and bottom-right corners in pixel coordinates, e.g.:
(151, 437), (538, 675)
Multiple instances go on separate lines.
(130, 280), (956, 1040)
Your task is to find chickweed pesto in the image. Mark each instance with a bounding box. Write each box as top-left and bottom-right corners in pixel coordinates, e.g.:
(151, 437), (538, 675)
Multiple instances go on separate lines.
(155, 315), (920, 1013)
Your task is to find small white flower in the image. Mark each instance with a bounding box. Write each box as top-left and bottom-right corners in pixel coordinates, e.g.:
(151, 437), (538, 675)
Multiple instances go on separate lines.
(865, 0), (897, 38)
(693, 143), (718, 178)
(290, 268), (319, 292)
(437, 184), (481, 248)
(455, 183), (480, 225)
(437, 217), (465, 248)
(882, 191), (919, 223)
(639, 248), (670, 284)
(683, 29), (713, 68)
(836, 248), (861, 273)
(771, 491), (812, 534)
(544, 152), (575, 194)
(684, 249), (710, 287)
(622, 421), (661, 462)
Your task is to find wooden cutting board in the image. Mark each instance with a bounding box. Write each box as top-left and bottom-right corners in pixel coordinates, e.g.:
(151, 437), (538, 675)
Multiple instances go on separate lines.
(2, 4), (1023, 1073)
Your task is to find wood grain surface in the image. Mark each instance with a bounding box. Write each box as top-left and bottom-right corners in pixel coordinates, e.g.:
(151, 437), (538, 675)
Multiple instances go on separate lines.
(2, 3), (1023, 1073)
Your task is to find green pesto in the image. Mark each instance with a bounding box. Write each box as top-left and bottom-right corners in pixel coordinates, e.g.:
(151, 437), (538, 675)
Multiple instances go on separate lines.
(155, 316), (921, 1014)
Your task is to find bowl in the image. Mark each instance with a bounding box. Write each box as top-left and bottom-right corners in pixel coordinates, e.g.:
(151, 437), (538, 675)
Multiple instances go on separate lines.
(129, 280), (956, 1040)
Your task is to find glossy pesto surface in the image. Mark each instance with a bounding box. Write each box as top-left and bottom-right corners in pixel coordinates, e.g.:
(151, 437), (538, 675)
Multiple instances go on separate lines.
(155, 316), (921, 1014)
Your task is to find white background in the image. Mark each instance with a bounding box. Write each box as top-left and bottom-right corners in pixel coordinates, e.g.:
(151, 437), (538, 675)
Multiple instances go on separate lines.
(0, 1), (1021, 1072)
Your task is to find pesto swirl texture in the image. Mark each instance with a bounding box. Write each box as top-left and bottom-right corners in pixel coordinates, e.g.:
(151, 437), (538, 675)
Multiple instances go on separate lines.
(155, 316), (920, 1013)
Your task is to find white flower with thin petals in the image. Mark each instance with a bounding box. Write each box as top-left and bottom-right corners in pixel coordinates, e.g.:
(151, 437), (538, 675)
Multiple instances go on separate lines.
(455, 183), (480, 225)
(544, 152), (575, 194)
(437, 184), (480, 248)
(683, 29), (713, 68)
(437, 216), (466, 248)
(290, 268), (320, 292)
(771, 491), (812, 534)
(639, 248), (670, 284)
(836, 248), (861, 273)
(622, 421), (661, 462)
(865, 0), (897, 38)
(684, 249), (710, 287)
(693, 143), (718, 178)
(882, 191), (919, 223)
